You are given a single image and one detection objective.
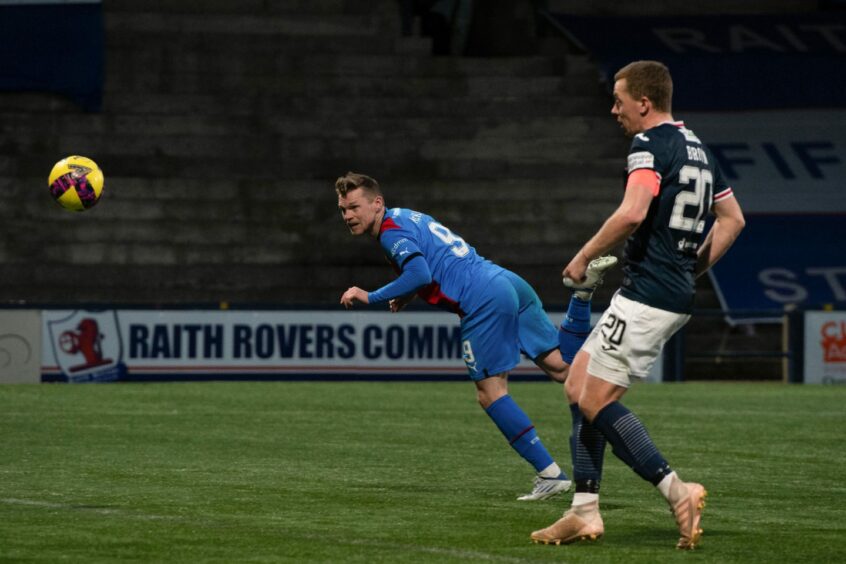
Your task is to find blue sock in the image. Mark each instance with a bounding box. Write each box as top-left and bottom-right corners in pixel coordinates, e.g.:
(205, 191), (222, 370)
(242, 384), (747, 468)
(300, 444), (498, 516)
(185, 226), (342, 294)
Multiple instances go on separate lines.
(485, 395), (557, 474)
(569, 403), (606, 493)
(559, 296), (591, 364)
(591, 401), (673, 486)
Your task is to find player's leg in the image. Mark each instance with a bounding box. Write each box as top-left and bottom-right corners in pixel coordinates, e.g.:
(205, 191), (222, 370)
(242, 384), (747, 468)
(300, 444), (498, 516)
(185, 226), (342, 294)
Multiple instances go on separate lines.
(474, 374), (559, 477)
(511, 280), (610, 507)
(463, 277), (568, 499)
(574, 295), (674, 484)
(580, 374), (706, 549)
(509, 261), (613, 513)
(579, 295), (706, 549)
(566, 349), (610, 506)
(504, 269), (611, 502)
(546, 325), (613, 539)
(510, 284), (607, 505)
(475, 374), (569, 499)
(530, 348), (609, 545)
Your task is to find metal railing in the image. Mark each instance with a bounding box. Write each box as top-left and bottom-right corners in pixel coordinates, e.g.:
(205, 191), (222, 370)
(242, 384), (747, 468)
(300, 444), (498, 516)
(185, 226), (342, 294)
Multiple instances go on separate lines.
(663, 308), (807, 383)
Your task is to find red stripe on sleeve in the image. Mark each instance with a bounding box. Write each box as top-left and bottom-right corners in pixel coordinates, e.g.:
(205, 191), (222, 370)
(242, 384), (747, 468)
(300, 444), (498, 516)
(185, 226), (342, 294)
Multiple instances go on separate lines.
(714, 188), (734, 202)
(626, 168), (661, 196)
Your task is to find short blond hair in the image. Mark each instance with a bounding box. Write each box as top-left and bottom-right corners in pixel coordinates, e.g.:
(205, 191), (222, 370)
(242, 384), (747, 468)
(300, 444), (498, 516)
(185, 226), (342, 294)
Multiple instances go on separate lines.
(614, 60), (673, 113)
(334, 171), (382, 198)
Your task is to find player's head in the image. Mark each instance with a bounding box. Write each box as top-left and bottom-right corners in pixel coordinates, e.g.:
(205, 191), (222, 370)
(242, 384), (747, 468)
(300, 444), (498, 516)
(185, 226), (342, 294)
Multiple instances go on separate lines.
(335, 171), (385, 237)
(612, 60), (673, 136)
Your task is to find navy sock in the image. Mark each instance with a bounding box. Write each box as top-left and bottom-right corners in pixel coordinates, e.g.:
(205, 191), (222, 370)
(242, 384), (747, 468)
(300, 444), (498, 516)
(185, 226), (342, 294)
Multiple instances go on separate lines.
(485, 395), (557, 474)
(559, 296), (591, 364)
(591, 401), (672, 486)
(569, 403), (606, 493)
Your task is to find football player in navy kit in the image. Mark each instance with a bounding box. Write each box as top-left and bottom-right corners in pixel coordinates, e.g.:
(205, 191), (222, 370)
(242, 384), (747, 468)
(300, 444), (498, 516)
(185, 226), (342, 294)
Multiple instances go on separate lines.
(335, 171), (617, 501)
(531, 61), (745, 549)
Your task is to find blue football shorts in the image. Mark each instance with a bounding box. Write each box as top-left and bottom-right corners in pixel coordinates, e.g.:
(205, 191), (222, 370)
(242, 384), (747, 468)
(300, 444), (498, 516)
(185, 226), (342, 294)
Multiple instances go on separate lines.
(460, 270), (558, 381)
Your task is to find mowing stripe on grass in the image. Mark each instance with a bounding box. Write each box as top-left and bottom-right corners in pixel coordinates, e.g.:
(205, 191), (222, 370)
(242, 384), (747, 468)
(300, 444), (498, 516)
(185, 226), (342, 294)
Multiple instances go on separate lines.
(2, 497), (540, 563)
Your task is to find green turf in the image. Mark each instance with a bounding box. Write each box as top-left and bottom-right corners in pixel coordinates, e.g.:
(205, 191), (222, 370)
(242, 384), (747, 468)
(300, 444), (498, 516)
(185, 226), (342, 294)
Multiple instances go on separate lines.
(1, 381), (845, 563)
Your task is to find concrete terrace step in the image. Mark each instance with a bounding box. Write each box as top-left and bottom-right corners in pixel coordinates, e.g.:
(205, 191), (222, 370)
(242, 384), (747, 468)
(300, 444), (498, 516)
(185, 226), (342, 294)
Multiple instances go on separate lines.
(5, 218), (305, 248)
(106, 0), (391, 15)
(103, 94), (608, 118)
(0, 112), (616, 139)
(384, 178), (623, 204)
(2, 229), (603, 269)
(1, 110), (624, 158)
(11, 150), (625, 182)
(103, 70), (592, 97)
(4, 186), (613, 232)
(104, 12), (389, 37)
(106, 49), (574, 79)
(106, 31), (401, 55)
(3, 134), (623, 170)
(3, 263), (372, 305)
(10, 177), (622, 212)
(0, 91), (608, 118)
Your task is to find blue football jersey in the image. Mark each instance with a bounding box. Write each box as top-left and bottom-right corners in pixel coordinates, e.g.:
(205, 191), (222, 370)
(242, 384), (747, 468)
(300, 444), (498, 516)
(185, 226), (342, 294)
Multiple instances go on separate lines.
(377, 208), (504, 315)
(619, 121), (734, 314)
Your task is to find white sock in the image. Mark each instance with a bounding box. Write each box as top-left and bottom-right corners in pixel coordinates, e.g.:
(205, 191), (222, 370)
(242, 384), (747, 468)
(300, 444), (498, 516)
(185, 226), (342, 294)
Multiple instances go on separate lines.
(539, 462), (562, 479)
(657, 471), (679, 501)
(572, 492), (599, 507)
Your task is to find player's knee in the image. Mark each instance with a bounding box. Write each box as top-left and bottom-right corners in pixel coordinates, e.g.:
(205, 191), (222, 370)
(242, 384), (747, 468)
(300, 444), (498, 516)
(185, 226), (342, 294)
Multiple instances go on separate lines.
(475, 379), (508, 409)
(564, 374), (581, 403)
(577, 394), (614, 423)
(535, 349), (566, 379)
(541, 359), (568, 383)
(578, 402), (599, 422)
(547, 365), (568, 383)
(476, 387), (490, 408)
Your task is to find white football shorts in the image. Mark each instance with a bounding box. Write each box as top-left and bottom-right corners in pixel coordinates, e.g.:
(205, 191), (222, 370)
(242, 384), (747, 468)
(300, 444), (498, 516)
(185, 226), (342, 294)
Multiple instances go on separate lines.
(582, 292), (690, 387)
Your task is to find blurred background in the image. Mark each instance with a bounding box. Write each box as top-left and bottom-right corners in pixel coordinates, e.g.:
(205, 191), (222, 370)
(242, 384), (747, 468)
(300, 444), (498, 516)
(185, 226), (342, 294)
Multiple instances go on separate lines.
(1, 0), (844, 382)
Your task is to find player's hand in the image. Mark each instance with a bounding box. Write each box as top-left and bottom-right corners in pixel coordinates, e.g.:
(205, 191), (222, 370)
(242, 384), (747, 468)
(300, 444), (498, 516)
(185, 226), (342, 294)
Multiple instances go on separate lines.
(562, 251), (590, 285)
(340, 287), (369, 309)
(389, 293), (415, 313)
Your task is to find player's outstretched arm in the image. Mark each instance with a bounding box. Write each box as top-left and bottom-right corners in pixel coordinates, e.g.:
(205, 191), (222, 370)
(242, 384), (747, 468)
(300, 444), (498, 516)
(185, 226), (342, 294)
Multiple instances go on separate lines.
(367, 255), (432, 306)
(696, 196), (745, 278)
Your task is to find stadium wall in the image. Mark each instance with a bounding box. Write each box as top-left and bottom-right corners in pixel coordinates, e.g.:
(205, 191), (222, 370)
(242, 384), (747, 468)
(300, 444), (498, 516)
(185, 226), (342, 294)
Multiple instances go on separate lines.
(0, 308), (664, 384)
(0, 307), (840, 384)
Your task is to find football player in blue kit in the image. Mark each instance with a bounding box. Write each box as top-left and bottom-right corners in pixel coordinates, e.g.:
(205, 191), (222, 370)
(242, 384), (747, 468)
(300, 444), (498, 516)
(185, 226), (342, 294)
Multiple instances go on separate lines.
(531, 61), (745, 549)
(335, 171), (617, 501)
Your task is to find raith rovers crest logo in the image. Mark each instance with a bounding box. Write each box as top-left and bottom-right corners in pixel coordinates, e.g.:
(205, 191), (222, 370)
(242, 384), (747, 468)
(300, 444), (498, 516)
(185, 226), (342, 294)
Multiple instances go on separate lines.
(47, 311), (126, 383)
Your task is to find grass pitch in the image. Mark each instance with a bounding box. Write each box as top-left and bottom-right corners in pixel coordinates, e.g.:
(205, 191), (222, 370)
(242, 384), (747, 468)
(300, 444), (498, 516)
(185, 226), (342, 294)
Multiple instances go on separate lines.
(1, 381), (845, 563)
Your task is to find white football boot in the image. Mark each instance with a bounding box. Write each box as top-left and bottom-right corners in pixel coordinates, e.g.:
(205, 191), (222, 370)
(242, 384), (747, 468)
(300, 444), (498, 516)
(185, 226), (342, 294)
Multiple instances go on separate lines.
(517, 474), (572, 501)
(563, 256), (618, 300)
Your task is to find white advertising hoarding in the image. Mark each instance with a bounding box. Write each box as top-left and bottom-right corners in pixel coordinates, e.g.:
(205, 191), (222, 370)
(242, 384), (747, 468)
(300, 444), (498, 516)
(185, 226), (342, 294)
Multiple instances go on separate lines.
(40, 309), (663, 383)
(40, 309), (544, 382)
(804, 311), (846, 384)
(0, 310), (42, 384)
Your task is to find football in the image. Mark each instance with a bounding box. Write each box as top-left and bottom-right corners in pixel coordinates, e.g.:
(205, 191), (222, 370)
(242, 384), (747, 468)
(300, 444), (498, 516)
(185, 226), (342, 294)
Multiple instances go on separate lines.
(48, 155), (104, 211)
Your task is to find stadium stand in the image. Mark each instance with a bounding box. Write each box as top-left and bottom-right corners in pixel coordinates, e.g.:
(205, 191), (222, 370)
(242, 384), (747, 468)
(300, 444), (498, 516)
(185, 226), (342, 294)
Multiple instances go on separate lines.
(1, 0), (838, 380)
(0, 0), (622, 308)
